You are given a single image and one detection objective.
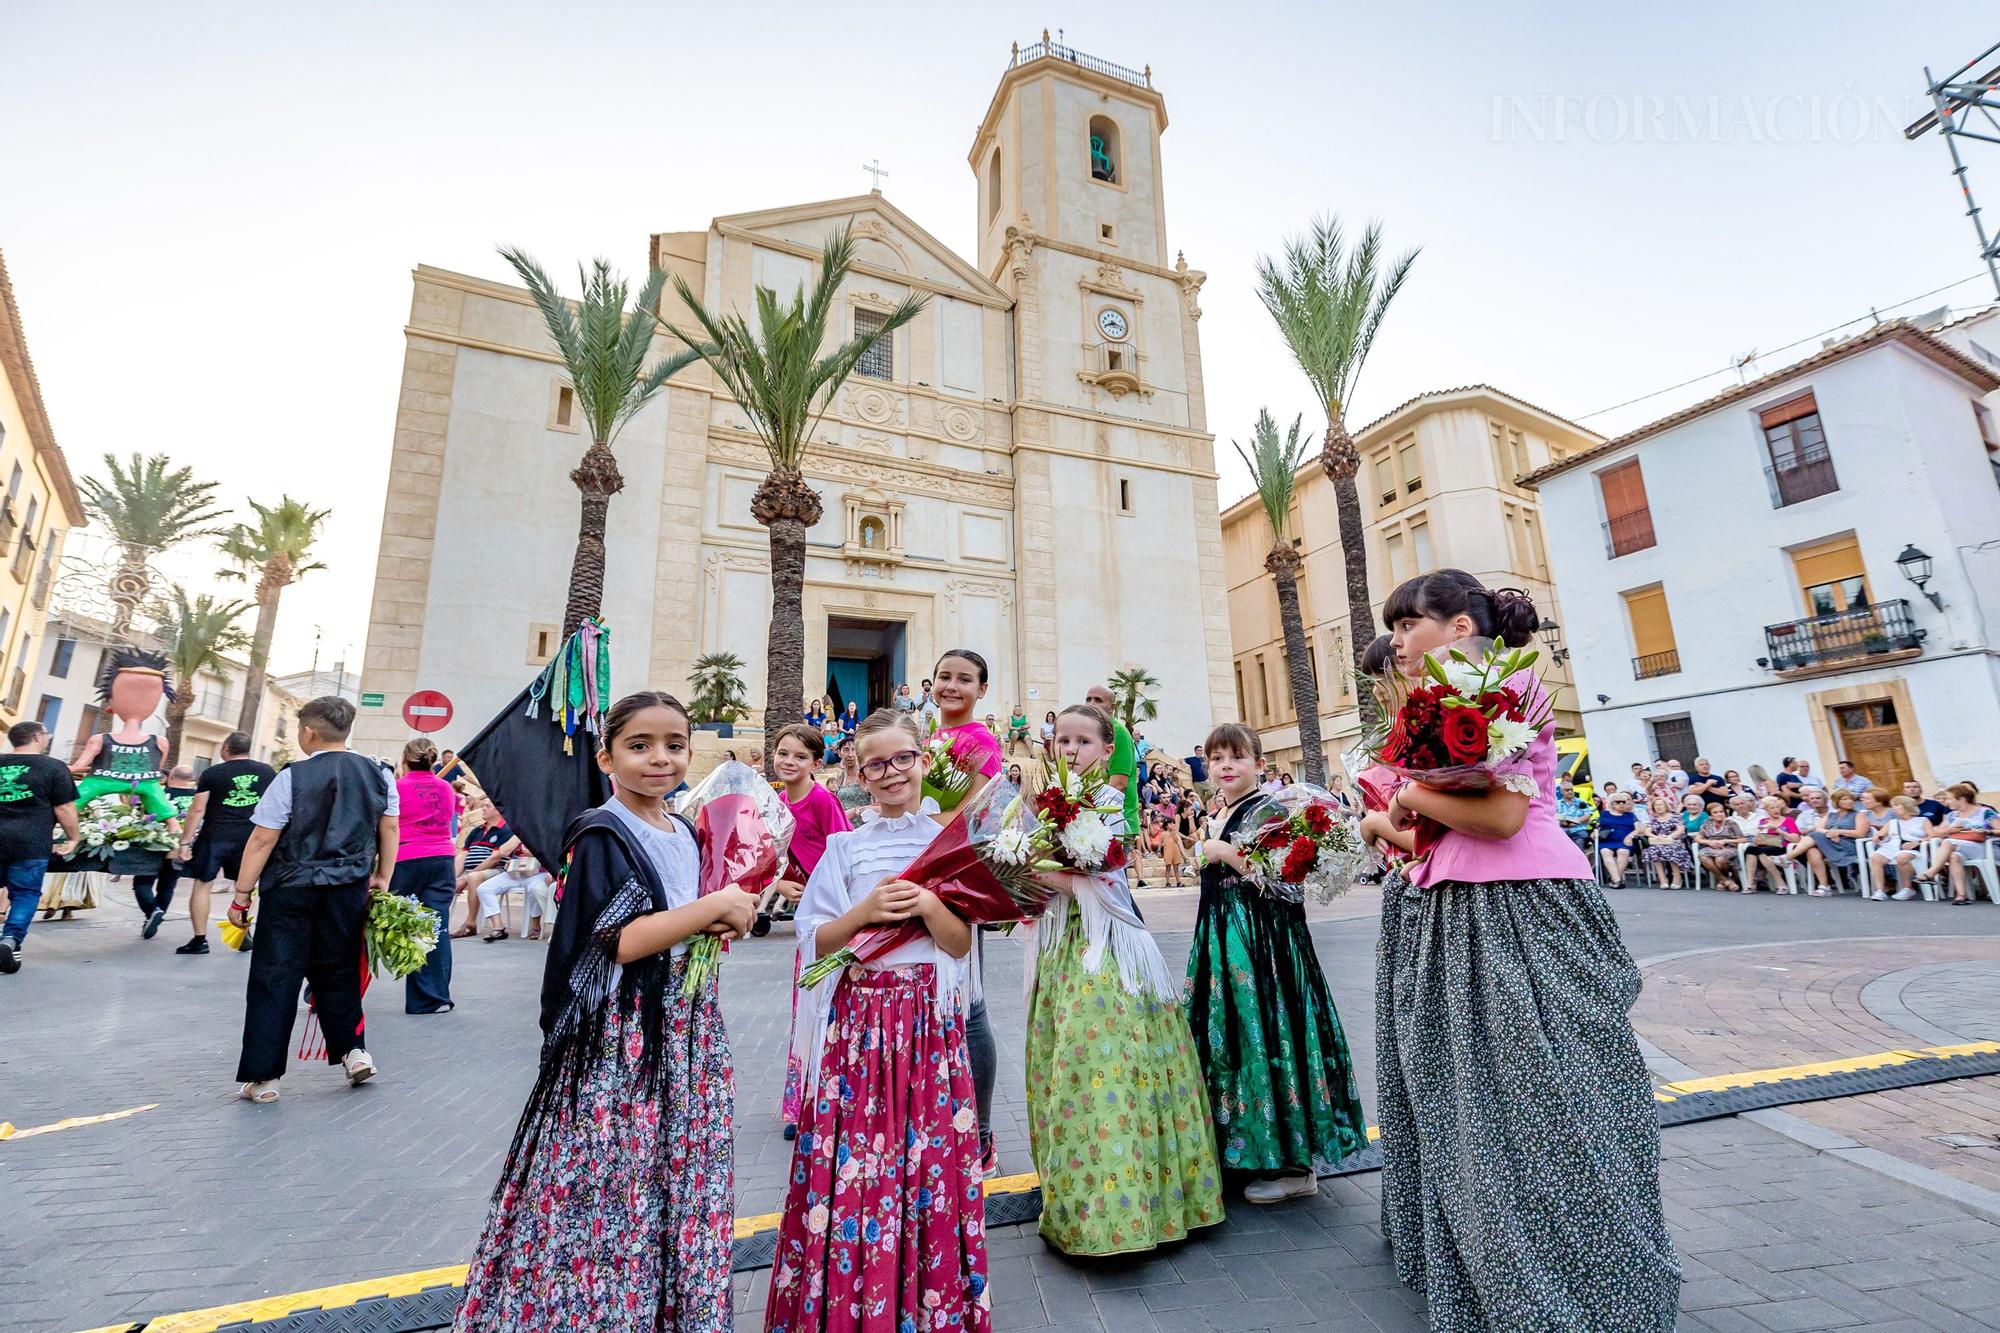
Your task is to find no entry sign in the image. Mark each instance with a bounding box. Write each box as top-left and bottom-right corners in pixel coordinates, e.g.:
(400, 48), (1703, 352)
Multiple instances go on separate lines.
(403, 690), (453, 733)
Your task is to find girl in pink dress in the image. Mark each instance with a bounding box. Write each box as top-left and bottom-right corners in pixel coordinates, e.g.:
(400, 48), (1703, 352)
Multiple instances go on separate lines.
(768, 723), (852, 1136)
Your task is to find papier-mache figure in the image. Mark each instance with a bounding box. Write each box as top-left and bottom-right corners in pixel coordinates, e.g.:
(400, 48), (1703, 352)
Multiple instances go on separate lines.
(70, 646), (180, 821)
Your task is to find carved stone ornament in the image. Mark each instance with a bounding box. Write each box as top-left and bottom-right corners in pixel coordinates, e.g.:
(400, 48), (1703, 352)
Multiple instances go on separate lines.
(709, 433), (1014, 508)
(939, 406), (979, 442)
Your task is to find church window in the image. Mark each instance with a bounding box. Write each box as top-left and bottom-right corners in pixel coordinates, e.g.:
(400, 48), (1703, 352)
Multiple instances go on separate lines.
(1088, 115), (1120, 184)
(526, 622), (560, 666)
(854, 308), (893, 380)
(556, 386), (574, 427)
(1117, 477), (1134, 514)
(1099, 222), (1117, 244)
(987, 149), (1002, 223)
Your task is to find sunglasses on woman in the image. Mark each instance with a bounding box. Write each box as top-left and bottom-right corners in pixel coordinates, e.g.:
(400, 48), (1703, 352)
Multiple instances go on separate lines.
(859, 749), (922, 781)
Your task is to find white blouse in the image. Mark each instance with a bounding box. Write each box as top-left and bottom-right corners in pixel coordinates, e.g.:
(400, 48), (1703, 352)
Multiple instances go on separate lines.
(601, 797), (699, 956)
(795, 809), (954, 972)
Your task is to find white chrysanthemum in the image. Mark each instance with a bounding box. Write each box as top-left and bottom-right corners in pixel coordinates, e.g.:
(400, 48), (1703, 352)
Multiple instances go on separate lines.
(1442, 659), (1486, 697)
(1062, 769), (1085, 798)
(1059, 813), (1115, 867)
(990, 827), (1032, 865)
(1487, 716), (1537, 760)
(111, 840), (130, 851)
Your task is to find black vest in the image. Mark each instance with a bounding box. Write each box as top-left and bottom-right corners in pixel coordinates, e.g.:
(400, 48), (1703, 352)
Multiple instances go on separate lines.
(263, 751), (389, 889)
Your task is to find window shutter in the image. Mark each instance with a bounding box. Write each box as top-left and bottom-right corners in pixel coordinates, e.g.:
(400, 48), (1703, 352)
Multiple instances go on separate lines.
(1790, 535), (1864, 591)
(1598, 459), (1649, 519)
(1623, 585), (1677, 658)
(1759, 392), (1818, 430)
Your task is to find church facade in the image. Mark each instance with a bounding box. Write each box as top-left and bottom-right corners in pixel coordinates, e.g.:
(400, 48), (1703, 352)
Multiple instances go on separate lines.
(354, 43), (1233, 757)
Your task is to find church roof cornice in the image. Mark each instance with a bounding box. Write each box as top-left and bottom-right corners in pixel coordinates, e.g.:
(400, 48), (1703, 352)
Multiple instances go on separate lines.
(969, 44), (1168, 165)
(699, 194), (1011, 308)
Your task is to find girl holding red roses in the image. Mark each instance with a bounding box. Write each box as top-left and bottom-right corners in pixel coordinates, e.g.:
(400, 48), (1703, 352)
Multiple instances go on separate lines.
(1375, 570), (1679, 1331)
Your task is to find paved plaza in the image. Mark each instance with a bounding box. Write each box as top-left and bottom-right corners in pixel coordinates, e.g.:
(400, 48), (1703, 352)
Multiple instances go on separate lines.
(9, 886), (2000, 1331)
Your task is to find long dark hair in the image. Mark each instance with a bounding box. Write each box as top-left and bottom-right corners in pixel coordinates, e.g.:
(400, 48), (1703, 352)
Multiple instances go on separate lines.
(1381, 568), (1539, 648)
(600, 691), (689, 750)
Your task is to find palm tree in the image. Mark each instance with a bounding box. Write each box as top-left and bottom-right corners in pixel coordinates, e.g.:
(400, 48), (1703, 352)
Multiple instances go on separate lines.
(157, 588), (252, 767)
(687, 651), (749, 724)
(499, 250), (699, 639)
(219, 496), (329, 736)
(1256, 216), (1418, 728)
(1234, 408), (1327, 784)
(79, 453), (228, 635)
(1107, 666), (1160, 733)
(660, 225), (926, 739)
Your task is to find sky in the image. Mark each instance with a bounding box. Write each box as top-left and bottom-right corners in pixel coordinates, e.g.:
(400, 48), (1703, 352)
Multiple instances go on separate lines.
(5, 2), (1997, 675)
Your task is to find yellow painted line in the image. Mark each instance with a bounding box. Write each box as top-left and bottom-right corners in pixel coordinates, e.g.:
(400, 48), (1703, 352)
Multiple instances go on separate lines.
(1657, 1040), (2000, 1097)
(132, 1265), (469, 1333)
(0, 1103), (157, 1141)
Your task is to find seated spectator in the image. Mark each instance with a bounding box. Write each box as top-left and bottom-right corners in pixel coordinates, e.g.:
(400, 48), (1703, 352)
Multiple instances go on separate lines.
(1919, 782), (1994, 906)
(1746, 764), (1777, 800)
(1680, 793), (1708, 835)
(1744, 796), (1798, 893)
(1719, 769), (1748, 804)
(1805, 788), (1866, 896)
(984, 712), (1001, 740)
(1833, 759), (1872, 797)
(474, 851), (553, 941)
(1006, 763), (1025, 788)
(1795, 758), (1826, 795)
(1904, 780), (1947, 824)
(894, 683), (916, 713)
(1006, 706), (1031, 756)
(840, 700), (860, 735)
(454, 796), (517, 938)
(1867, 796), (1933, 901)
(1641, 795), (1693, 888)
(1664, 759), (1691, 794)
(1695, 803), (1746, 891)
(1556, 779), (1595, 852)
(1782, 787), (1829, 879)
(1596, 792), (1639, 886)
(1686, 758), (1730, 807)
(805, 697), (828, 731)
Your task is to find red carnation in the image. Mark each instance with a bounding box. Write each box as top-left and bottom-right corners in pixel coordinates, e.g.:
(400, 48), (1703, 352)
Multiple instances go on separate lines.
(1441, 707), (1488, 764)
(1303, 804), (1334, 834)
(1281, 836), (1318, 880)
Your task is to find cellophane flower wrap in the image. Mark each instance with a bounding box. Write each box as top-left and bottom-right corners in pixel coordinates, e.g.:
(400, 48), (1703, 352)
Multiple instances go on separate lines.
(989, 754), (1128, 874)
(918, 715), (980, 812)
(797, 776), (1052, 989)
(1230, 783), (1364, 904)
(363, 892), (441, 978)
(1365, 639), (1557, 793)
(675, 760), (796, 996)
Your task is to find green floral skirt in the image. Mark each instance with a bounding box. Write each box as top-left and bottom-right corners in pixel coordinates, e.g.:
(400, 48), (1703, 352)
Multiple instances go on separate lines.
(1024, 902), (1225, 1255)
(1185, 877), (1369, 1176)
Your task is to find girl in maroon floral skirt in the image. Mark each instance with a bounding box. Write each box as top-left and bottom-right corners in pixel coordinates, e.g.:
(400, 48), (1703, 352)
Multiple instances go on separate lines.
(455, 693), (759, 1333)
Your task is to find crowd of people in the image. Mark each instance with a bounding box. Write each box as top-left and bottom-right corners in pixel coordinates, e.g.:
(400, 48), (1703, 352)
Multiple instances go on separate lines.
(1557, 754), (1995, 904)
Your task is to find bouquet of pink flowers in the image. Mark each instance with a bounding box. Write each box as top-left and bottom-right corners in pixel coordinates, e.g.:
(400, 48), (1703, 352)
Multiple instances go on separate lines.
(675, 760), (795, 996)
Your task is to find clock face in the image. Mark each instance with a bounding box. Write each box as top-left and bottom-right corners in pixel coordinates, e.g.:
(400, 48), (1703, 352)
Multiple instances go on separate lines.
(1097, 307), (1129, 341)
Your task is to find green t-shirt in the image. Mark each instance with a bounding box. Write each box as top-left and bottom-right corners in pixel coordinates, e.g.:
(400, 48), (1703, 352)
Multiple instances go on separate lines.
(1109, 720), (1139, 837)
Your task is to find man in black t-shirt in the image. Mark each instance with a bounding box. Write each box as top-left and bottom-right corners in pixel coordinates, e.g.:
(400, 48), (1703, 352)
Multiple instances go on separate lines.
(0, 720), (82, 974)
(171, 732), (277, 956)
(132, 765), (199, 941)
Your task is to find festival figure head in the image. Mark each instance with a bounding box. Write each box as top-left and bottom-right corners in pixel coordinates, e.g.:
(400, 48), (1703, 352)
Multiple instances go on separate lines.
(96, 646), (174, 731)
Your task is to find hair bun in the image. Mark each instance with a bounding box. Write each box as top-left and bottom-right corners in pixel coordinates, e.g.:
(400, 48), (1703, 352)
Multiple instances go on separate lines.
(1489, 586), (1540, 648)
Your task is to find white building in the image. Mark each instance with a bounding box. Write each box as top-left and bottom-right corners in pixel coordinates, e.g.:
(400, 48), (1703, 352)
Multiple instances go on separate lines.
(1525, 320), (2000, 794)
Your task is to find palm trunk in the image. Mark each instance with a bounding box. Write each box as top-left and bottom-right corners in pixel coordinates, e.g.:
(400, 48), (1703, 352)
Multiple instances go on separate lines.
(236, 573), (282, 736)
(1323, 414), (1379, 733)
(562, 441), (625, 640)
(165, 694), (191, 770)
(1268, 546), (1325, 785)
(109, 556), (150, 638)
(752, 467), (822, 781)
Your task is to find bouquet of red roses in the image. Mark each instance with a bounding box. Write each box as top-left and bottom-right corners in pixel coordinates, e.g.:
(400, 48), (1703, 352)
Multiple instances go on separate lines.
(988, 755), (1128, 874)
(797, 776), (1052, 989)
(1231, 784), (1363, 904)
(1367, 640), (1556, 793)
(676, 760), (795, 996)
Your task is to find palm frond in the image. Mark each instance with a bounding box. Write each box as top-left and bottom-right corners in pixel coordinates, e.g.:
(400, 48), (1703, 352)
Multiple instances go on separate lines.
(217, 496), (331, 586)
(1254, 215), (1419, 422)
(158, 587), (253, 680)
(1232, 409), (1312, 542)
(80, 452), (228, 552)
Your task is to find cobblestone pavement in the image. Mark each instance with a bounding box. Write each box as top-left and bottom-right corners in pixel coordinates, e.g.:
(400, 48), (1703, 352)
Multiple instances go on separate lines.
(6, 885), (2000, 1331)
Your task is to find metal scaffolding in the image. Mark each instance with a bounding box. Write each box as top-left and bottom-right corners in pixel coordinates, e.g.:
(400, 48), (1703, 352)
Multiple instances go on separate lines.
(1907, 40), (2000, 301)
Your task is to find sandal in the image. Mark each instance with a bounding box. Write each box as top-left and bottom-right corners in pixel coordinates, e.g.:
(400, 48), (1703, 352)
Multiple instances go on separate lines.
(524, 928), (542, 941)
(483, 929), (510, 943)
(238, 1081), (279, 1104)
(450, 926), (477, 939)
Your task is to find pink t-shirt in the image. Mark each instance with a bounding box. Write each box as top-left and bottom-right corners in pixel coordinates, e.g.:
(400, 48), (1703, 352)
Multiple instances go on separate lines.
(938, 720), (1003, 779)
(395, 771), (462, 862)
(1407, 671), (1594, 888)
(784, 781), (852, 881)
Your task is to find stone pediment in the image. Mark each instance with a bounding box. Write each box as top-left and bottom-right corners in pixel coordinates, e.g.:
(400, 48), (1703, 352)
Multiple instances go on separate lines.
(712, 194), (1010, 308)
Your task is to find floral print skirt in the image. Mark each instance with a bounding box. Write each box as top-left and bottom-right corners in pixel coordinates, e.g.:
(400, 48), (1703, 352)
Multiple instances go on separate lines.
(1383, 876), (1679, 1331)
(1024, 902), (1224, 1255)
(456, 957), (734, 1333)
(1185, 879), (1369, 1176)
(766, 964), (990, 1333)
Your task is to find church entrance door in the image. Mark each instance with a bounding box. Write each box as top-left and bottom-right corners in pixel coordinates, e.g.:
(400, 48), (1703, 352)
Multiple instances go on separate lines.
(825, 616), (907, 715)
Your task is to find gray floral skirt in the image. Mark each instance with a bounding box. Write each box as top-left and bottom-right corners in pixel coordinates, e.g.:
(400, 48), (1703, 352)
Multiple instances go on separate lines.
(1378, 875), (1680, 1332)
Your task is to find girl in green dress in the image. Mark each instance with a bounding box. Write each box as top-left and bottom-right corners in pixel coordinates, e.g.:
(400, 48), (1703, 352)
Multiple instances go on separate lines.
(1188, 722), (1369, 1203)
(1022, 704), (1224, 1254)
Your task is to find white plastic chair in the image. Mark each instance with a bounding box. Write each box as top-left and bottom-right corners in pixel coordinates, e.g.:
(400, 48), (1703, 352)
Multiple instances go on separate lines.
(1924, 836), (1997, 903)
(1738, 843), (1802, 895)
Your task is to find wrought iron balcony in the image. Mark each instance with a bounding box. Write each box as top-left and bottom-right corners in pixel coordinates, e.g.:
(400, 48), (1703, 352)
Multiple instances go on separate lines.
(1764, 598), (1925, 674)
(1764, 443), (1840, 508)
(1632, 649), (1681, 679)
(1601, 509), (1657, 558)
(1010, 37), (1151, 87)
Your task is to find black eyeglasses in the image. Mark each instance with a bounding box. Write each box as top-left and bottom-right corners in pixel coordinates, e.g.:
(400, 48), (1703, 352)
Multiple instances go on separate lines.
(859, 749), (921, 781)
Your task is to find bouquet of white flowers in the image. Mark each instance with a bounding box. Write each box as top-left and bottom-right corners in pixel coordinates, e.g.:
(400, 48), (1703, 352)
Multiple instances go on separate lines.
(70, 794), (179, 855)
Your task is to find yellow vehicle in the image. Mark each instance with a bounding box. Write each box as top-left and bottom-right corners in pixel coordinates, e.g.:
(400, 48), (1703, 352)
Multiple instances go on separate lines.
(1556, 735), (1593, 805)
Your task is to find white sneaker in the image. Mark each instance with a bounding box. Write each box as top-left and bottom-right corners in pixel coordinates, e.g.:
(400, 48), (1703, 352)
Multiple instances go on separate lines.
(342, 1049), (377, 1086)
(1892, 888), (1917, 901)
(1243, 1173), (1319, 1205)
(1871, 891), (1888, 901)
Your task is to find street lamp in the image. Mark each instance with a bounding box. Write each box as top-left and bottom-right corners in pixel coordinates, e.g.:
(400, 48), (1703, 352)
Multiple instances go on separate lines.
(1537, 616), (1570, 666)
(1896, 544), (1944, 610)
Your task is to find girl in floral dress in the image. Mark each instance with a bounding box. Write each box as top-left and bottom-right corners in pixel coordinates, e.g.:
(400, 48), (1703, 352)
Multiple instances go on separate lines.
(1022, 704), (1223, 1255)
(456, 693), (759, 1333)
(1187, 723), (1369, 1204)
(1377, 570), (1678, 1331)
(767, 708), (989, 1333)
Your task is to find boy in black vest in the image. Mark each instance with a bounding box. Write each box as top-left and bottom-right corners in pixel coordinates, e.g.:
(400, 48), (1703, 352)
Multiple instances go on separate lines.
(229, 696), (400, 1103)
